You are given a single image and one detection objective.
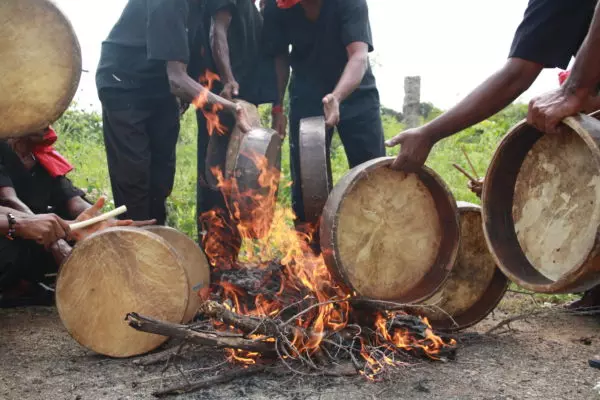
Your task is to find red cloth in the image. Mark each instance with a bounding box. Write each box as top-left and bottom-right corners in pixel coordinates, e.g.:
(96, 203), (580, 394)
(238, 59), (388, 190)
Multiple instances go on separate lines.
(277, 0), (301, 8)
(32, 127), (74, 178)
(558, 70), (571, 85)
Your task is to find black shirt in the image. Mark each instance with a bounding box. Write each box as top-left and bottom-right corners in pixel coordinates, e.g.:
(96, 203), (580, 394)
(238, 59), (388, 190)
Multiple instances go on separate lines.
(0, 142), (85, 215)
(203, 0), (277, 105)
(96, 0), (205, 109)
(509, 0), (597, 69)
(262, 0), (379, 118)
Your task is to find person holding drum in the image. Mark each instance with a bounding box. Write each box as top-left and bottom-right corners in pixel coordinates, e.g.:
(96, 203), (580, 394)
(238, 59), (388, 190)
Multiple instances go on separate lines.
(261, 0), (386, 226)
(96, 0), (250, 226)
(0, 128), (153, 307)
(386, 0), (598, 172)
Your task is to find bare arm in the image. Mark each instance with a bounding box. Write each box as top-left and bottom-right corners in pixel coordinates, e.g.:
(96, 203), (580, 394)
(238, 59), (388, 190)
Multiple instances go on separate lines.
(65, 196), (92, 220)
(331, 42), (370, 104)
(274, 54), (290, 107)
(418, 58), (542, 142)
(211, 9), (238, 99)
(0, 187), (33, 214)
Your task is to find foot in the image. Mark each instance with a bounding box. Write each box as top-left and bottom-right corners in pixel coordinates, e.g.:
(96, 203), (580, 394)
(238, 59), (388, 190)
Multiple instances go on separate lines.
(566, 285), (600, 310)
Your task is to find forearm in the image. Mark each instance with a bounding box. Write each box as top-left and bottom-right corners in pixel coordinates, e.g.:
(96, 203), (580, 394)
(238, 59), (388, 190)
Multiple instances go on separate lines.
(211, 27), (235, 84)
(166, 62), (238, 114)
(421, 59), (542, 141)
(66, 196), (92, 220)
(274, 54), (290, 106)
(563, 3), (600, 98)
(0, 189), (33, 214)
(332, 53), (368, 103)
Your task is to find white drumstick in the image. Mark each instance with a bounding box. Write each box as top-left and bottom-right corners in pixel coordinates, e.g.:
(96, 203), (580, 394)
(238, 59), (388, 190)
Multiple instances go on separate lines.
(69, 206), (128, 232)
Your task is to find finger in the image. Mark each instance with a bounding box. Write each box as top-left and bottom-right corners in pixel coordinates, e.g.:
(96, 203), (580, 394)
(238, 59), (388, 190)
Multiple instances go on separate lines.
(88, 196), (106, 216)
(385, 134), (404, 147)
(54, 215), (70, 241)
(390, 153), (408, 171)
(131, 219), (157, 227)
(115, 219), (134, 227)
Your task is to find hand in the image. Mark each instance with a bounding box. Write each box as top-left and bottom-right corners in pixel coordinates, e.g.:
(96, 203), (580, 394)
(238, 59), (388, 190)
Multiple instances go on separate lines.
(71, 197), (156, 242)
(322, 93), (340, 128)
(527, 88), (585, 134)
(272, 112), (287, 139)
(14, 214), (71, 248)
(468, 178), (484, 199)
(235, 104), (251, 134)
(49, 239), (72, 265)
(176, 97), (190, 118)
(220, 81), (240, 101)
(385, 127), (435, 171)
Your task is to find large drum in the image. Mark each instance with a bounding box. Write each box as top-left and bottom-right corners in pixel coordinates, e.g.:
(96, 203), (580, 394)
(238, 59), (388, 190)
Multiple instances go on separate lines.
(320, 157), (460, 304)
(482, 114), (600, 293)
(419, 202), (508, 330)
(0, 0), (81, 138)
(56, 227), (210, 358)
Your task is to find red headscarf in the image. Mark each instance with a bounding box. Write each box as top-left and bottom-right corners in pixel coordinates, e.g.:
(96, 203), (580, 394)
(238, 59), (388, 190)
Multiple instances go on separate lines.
(558, 70), (571, 86)
(277, 0), (301, 8)
(31, 127), (74, 178)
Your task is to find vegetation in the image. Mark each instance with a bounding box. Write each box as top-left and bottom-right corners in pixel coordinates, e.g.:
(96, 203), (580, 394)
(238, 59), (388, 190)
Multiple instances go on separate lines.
(54, 102), (529, 239)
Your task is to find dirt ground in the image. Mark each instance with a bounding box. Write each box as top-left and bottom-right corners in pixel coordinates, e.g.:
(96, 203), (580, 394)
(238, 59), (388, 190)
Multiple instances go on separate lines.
(1, 293), (599, 400)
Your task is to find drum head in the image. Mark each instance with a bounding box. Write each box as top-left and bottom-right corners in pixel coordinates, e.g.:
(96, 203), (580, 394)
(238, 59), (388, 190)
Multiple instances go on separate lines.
(0, 0), (81, 138)
(56, 228), (189, 358)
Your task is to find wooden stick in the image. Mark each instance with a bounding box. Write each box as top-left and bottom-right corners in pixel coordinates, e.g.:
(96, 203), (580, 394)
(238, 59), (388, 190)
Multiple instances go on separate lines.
(461, 147), (479, 179)
(126, 313), (274, 353)
(69, 205), (127, 231)
(452, 163), (477, 183)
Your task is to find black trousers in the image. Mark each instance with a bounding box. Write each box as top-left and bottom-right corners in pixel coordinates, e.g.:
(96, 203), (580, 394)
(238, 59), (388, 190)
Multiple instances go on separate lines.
(196, 110), (242, 264)
(289, 105), (386, 225)
(0, 238), (57, 291)
(101, 98), (180, 225)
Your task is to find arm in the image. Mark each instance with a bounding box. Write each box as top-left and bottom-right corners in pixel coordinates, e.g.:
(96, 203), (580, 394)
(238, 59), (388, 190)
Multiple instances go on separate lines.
(386, 58), (542, 171)
(65, 196), (92, 220)
(210, 9), (239, 99)
(0, 186), (34, 214)
(272, 54), (290, 138)
(528, 3), (600, 132)
(323, 41), (370, 127)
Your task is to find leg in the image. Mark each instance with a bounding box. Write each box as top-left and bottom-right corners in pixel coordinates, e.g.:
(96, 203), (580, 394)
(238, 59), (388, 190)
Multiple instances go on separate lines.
(196, 111), (241, 266)
(147, 98), (180, 225)
(337, 107), (386, 168)
(101, 106), (153, 221)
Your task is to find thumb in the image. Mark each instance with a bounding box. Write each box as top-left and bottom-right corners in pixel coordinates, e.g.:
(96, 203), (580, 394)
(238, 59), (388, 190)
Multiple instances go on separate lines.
(89, 196), (106, 214)
(385, 133), (404, 147)
(322, 95), (331, 105)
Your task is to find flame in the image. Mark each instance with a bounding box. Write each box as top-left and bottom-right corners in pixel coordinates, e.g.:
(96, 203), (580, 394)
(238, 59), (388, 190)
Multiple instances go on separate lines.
(192, 69), (228, 136)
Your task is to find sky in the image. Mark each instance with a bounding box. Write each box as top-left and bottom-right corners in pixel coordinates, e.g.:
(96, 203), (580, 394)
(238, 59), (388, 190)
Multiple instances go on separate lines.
(53, 0), (570, 113)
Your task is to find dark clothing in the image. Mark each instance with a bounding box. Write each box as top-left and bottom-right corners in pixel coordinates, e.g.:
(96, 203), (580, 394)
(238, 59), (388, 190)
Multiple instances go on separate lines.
(102, 97), (180, 225)
(288, 106), (385, 224)
(203, 0), (277, 105)
(509, 0), (597, 69)
(0, 142), (84, 215)
(0, 237), (57, 291)
(96, 0), (205, 107)
(262, 0), (379, 118)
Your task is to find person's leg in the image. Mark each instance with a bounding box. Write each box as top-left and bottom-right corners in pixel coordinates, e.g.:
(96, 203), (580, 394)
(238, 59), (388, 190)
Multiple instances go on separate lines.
(196, 110), (242, 267)
(336, 106), (386, 169)
(147, 98), (180, 225)
(101, 106), (153, 221)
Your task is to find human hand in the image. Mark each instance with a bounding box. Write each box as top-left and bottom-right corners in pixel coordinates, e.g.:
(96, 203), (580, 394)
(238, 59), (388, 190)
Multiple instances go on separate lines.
(220, 81), (240, 101)
(322, 93), (340, 128)
(235, 104), (251, 134)
(385, 127), (435, 171)
(272, 110), (287, 139)
(14, 214), (71, 248)
(468, 178), (484, 199)
(528, 88), (585, 134)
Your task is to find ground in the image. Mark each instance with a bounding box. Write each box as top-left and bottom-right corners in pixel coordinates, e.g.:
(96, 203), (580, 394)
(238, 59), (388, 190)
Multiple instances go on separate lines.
(1, 293), (599, 400)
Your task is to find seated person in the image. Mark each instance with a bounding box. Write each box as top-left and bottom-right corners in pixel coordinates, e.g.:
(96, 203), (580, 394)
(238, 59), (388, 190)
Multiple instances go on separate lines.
(0, 127), (153, 307)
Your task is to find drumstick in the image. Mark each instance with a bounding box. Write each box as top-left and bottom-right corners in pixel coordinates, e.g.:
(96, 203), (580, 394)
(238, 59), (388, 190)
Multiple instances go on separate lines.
(461, 147), (480, 180)
(69, 206), (127, 232)
(453, 163), (478, 183)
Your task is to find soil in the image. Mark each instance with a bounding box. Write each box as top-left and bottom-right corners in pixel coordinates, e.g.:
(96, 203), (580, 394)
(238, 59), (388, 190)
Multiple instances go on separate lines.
(1, 293), (599, 400)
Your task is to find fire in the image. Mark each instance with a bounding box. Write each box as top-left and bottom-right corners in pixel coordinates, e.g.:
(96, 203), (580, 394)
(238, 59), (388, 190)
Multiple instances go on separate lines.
(196, 95), (456, 373)
(192, 69), (228, 136)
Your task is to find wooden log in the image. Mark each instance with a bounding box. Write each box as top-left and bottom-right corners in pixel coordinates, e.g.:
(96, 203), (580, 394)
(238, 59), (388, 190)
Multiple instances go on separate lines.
(320, 157), (460, 304)
(205, 100), (261, 189)
(0, 0), (81, 138)
(299, 116), (332, 225)
(144, 226), (211, 322)
(56, 227), (190, 358)
(482, 114), (600, 293)
(417, 202), (508, 331)
(224, 127), (282, 239)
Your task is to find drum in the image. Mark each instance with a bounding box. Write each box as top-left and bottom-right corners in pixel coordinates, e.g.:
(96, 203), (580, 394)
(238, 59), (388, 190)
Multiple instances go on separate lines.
(320, 157), (460, 304)
(0, 0), (81, 138)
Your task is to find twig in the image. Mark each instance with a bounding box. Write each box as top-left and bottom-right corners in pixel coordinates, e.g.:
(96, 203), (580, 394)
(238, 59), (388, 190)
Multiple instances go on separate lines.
(126, 313), (274, 353)
(152, 365), (266, 397)
(133, 346), (181, 366)
(452, 163), (477, 183)
(461, 147), (480, 179)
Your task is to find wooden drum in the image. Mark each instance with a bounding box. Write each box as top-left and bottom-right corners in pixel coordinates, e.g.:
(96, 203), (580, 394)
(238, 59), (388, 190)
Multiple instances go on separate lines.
(320, 157), (460, 304)
(419, 202), (508, 331)
(482, 114), (600, 293)
(0, 0), (81, 138)
(56, 227), (210, 358)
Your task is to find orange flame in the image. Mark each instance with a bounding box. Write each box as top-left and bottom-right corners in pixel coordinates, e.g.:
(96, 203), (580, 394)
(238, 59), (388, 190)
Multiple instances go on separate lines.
(192, 69), (228, 136)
